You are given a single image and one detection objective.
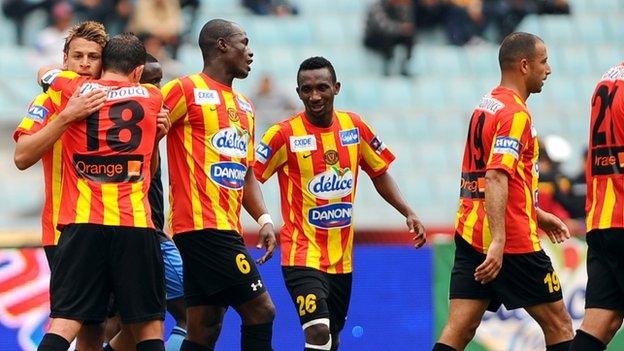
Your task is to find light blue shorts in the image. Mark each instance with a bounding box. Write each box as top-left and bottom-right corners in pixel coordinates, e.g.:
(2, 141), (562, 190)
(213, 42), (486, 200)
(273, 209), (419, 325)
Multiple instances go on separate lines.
(161, 240), (184, 301)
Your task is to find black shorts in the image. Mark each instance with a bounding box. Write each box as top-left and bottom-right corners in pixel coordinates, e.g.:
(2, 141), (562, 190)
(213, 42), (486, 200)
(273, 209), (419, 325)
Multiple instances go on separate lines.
(174, 229), (266, 307)
(282, 266), (352, 334)
(43, 245), (56, 271)
(585, 228), (624, 310)
(50, 224), (165, 324)
(450, 235), (562, 312)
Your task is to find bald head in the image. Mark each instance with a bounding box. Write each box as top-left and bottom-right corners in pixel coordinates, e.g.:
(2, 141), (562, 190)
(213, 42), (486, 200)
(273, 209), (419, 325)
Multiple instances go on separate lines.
(498, 32), (543, 71)
(198, 19), (242, 63)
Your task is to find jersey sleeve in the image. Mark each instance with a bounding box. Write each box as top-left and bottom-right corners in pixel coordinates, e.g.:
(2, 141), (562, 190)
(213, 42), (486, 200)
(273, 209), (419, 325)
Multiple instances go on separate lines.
(161, 79), (187, 125)
(357, 118), (396, 178)
(246, 97), (256, 167)
(254, 123), (288, 183)
(13, 93), (55, 141)
(47, 70), (82, 113)
(486, 110), (532, 177)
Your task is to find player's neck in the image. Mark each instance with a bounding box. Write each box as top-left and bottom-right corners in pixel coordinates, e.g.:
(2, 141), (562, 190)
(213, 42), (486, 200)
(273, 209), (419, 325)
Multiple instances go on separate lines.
(499, 78), (528, 101)
(202, 66), (234, 88)
(100, 71), (131, 82)
(305, 110), (333, 128)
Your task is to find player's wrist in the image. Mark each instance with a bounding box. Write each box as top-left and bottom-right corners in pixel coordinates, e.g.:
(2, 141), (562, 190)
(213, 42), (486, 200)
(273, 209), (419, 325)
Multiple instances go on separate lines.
(257, 213), (273, 227)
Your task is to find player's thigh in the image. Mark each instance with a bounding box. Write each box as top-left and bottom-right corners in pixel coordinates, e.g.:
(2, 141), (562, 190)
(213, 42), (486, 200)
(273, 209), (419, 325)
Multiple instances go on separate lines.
(50, 224), (110, 321)
(579, 308), (624, 344)
(282, 267), (331, 328)
(174, 229), (266, 308)
(493, 250), (563, 311)
(109, 226), (166, 324)
(449, 235), (496, 306)
(326, 272), (353, 335)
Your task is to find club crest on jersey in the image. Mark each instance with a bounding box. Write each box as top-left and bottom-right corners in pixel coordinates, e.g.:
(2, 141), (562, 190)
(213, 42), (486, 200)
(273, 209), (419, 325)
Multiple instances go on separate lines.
(339, 128), (359, 146)
(211, 126), (249, 158)
(324, 150), (339, 165)
(290, 135), (317, 152)
(308, 202), (353, 229)
(210, 162), (246, 190)
(227, 107), (240, 122)
(476, 95), (505, 114)
(237, 95), (253, 113)
(307, 167), (354, 200)
(370, 136), (386, 154)
(27, 105), (48, 123)
(194, 89), (221, 105)
(493, 136), (521, 159)
(255, 143), (272, 163)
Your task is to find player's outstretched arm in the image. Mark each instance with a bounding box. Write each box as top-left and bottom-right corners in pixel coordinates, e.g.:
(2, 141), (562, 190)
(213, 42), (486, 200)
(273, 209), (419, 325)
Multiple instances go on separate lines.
(14, 89), (106, 170)
(536, 208), (571, 244)
(475, 169), (508, 284)
(370, 172), (426, 248)
(242, 169), (277, 264)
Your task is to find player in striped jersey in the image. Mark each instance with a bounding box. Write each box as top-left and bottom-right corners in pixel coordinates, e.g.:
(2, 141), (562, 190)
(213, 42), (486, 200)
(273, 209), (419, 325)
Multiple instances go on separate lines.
(38, 34), (166, 351)
(434, 33), (573, 351)
(569, 63), (624, 351)
(162, 19), (276, 351)
(254, 56), (426, 351)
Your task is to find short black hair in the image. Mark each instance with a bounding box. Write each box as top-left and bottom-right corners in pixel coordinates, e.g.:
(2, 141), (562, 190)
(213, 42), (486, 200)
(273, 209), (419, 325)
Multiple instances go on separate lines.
(198, 19), (238, 62)
(498, 32), (543, 70)
(297, 56), (337, 84)
(102, 33), (146, 75)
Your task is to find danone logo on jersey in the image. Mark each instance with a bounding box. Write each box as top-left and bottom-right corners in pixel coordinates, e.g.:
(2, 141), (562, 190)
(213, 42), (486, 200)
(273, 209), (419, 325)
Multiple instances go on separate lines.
(308, 202), (353, 229)
(339, 128), (359, 146)
(493, 136), (521, 159)
(27, 105), (48, 123)
(307, 167), (354, 200)
(255, 143), (272, 163)
(210, 162), (246, 190)
(211, 126), (249, 158)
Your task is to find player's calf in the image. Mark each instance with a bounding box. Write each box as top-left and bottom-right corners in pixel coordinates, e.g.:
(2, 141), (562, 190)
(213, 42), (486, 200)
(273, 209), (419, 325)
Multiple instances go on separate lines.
(237, 292), (275, 351)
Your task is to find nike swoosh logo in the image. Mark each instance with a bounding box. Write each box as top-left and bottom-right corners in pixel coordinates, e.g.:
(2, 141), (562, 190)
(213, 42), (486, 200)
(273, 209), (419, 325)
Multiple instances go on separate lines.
(303, 153), (312, 158)
(210, 106), (218, 111)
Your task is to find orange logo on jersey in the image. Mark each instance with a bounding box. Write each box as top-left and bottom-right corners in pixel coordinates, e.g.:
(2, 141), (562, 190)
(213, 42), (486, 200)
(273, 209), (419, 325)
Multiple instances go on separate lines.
(127, 160), (142, 177)
(73, 154), (144, 182)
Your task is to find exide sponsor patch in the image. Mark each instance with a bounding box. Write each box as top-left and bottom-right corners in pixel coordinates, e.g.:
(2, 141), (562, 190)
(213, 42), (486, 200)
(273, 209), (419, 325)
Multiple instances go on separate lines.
(73, 154), (144, 182)
(493, 136), (521, 159)
(308, 202), (353, 229)
(210, 162), (247, 190)
(290, 135), (317, 152)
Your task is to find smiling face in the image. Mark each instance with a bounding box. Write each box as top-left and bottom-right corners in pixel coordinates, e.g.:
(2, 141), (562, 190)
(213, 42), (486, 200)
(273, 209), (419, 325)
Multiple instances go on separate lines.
(63, 37), (103, 78)
(526, 41), (551, 94)
(224, 24), (253, 79)
(296, 67), (341, 121)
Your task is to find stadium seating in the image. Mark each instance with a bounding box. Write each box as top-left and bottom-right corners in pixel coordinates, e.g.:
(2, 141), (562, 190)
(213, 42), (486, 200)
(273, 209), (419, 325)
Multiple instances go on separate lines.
(0, 0), (622, 228)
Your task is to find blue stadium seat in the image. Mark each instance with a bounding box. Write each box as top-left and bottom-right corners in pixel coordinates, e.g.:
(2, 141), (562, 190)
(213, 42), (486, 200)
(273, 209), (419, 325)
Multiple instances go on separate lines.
(515, 15), (542, 36)
(539, 16), (578, 45)
(575, 14), (609, 44)
(464, 45), (499, 77)
(314, 17), (348, 45)
(557, 45), (593, 75)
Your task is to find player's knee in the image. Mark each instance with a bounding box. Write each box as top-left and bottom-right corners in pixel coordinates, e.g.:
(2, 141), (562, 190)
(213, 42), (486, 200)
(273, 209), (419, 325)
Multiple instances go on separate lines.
(303, 318), (331, 348)
(189, 319), (222, 346)
(445, 319), (479, 346)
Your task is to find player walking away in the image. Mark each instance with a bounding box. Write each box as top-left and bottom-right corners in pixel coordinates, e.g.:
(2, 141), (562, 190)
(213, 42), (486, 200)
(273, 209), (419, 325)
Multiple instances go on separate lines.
(569, 61), (624, 351)
(161, 19), (277, 351)
(13, 21), (109, 351)
(432, 32), (574, 351)
(105, 53), (186, 351)
(253, 56), (427, 351)
(37, 33), (166, 351)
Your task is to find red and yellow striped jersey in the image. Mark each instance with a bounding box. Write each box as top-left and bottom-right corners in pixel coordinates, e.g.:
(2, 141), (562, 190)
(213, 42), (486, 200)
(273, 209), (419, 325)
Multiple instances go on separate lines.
(162, 73), (255, 235)
(254, 111), (395, 273)
(586, 63), (624, 231)
(13, 93), (63, 246)
(456, 86), (541, 254)
(49, 71), (161, 228)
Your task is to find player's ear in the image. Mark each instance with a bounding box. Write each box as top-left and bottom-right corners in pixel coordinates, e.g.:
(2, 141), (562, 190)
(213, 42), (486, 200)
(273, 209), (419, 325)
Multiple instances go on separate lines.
(217, 38), (228, 52)
(62, 53), (68, 70)
(132, 65), (145, 83)
(519, 58), (529, 75)
(334, 82), (341, 95)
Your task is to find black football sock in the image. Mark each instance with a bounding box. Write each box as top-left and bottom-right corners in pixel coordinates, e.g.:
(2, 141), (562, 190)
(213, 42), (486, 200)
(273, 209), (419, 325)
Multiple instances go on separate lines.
(136, 339), (165, 351)
(180, 340), (214, 351)
(38, 333), (70, 351)
(569, 330), (606, 351)
(432, 343), (457, 351)
(241, 322), (273, 351)
(546, 339), (572, 351)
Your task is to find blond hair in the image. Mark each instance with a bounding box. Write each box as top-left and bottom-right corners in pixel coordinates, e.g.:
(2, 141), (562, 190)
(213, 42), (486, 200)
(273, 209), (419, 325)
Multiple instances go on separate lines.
(63, 21), (108, 54)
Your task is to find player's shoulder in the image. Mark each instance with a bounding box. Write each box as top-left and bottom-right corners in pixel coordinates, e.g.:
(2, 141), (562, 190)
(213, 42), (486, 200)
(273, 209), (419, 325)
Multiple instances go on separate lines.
(488, 87), (528, 117)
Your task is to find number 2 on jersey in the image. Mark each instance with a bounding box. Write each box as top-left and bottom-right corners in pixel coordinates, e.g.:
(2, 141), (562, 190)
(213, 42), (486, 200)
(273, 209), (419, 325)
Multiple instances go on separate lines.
(86, 100), (145, 152)
(592, 84), (618, 147)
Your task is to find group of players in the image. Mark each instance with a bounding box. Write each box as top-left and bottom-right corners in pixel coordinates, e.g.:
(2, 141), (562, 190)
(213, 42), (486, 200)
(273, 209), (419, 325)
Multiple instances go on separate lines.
(11, 14), (624, 351)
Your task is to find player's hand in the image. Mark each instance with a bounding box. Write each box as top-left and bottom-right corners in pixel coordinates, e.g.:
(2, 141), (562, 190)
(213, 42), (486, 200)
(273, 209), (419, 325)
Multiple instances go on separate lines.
(156, 108), (171, 141)
(256, 223), (276, 265)
(474, 239), (503, 284)
(406, 212), (426, 248)
(539, 211), (570, 244)
(62, 88), (106, 123)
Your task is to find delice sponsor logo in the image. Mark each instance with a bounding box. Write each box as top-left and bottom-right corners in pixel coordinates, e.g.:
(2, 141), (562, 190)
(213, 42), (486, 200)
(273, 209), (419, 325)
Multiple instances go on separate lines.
(210, 162), (247, 190)
(27, 105), (48, 123)
(307, 167), (354, 200)
(255, 142), (272, 163)
(211, 126), (249, 158)
(290, 135), (317, 152)
(308, 202), (353, 229)
(493, 136), (521, 159)
(339, 128), (359, 146)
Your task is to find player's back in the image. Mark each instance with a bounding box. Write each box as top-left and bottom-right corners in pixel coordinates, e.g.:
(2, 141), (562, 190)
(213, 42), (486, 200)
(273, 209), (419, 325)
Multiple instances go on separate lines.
(51, 74), (162, 228)
(586, 62), (624, 231)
